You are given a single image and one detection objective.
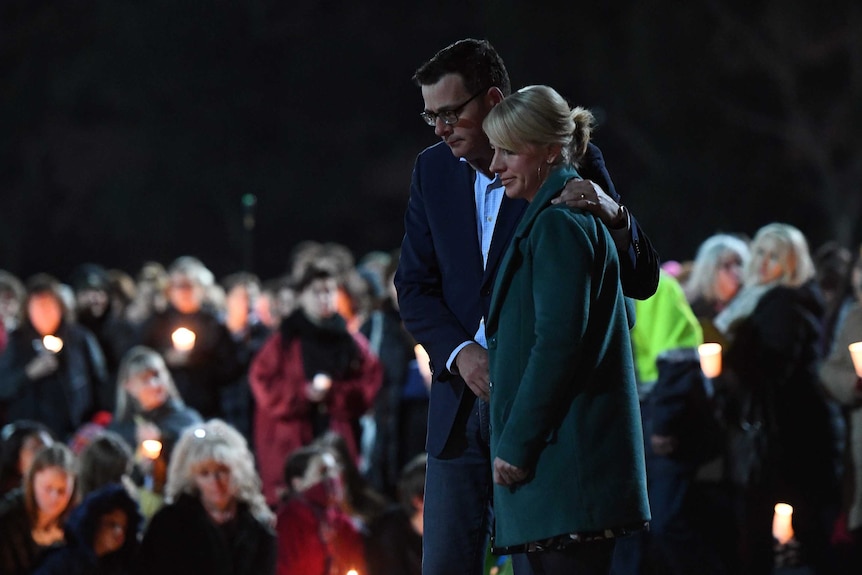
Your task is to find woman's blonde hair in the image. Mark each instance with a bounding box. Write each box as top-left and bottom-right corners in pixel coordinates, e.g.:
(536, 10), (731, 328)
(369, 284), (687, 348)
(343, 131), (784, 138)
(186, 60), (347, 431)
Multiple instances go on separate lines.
(114, 346), (184, 421)
(744, 223), (815, 288)
(165, 419), (273, 525)
(483, 85), (595, 168)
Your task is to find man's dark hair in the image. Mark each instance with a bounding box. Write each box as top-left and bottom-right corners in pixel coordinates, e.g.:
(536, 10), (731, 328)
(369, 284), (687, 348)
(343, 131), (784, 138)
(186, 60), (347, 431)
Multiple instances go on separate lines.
(413, 38), (511, 97)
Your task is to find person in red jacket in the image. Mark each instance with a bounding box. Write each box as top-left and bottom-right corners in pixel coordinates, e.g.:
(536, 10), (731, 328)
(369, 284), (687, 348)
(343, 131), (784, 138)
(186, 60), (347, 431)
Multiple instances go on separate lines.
(249, 264), (382, 504)
(276, 445), (366, 575)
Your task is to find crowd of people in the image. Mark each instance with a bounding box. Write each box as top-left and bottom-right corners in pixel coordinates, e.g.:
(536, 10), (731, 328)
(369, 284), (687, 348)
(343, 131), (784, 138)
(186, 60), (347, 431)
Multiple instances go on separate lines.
(0, 245), (428, 575)
(1, 36), (861, 575)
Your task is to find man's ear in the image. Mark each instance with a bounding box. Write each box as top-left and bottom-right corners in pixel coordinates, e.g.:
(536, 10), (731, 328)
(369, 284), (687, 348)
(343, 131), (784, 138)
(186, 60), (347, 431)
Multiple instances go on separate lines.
(486, 86), (505, 107)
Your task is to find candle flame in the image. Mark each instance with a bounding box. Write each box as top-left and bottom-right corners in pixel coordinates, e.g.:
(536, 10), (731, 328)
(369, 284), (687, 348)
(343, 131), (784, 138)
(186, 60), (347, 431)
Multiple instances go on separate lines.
(772, 502), (794, 544)
(171, 328), (196, 351)
(141, 439), (163, 460)
(42, 335), (63, 353)
(697, 342), (722, 378)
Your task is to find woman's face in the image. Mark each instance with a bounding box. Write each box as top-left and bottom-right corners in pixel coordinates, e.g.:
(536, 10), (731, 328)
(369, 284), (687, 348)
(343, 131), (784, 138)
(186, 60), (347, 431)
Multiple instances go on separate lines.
(92, 508), (128, 557)
(168, 273), (203, 314)
(714, 253), (744, 302)
(124, 365), (170, 411)
(192, 460), (236, 513)
(489, 142), (548, 202)
(32, 466), (74, 521)
(752, 237), (789, 285)
(27, 293), (63, 336)
(298, 278), (339, 321)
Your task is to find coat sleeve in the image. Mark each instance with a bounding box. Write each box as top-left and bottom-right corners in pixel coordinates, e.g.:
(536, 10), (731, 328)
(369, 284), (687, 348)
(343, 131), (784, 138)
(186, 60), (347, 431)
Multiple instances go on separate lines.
(248, 334), (309, 420)
(327, 332), (383, 419)
(394, 152), (476, 380)
(580, 143), (660, 301)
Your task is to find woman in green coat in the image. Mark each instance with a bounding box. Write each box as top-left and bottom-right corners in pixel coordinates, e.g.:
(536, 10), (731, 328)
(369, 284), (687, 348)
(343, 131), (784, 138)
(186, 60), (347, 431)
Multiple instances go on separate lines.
(482, 85), (649, 574)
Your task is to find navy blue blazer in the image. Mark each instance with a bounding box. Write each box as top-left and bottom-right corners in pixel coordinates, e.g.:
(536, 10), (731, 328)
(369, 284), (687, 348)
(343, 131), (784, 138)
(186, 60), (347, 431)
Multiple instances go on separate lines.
(394, 141), (658, 457)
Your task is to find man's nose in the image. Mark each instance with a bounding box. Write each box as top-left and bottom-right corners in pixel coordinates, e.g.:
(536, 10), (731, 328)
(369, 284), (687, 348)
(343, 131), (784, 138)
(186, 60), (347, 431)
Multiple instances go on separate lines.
(434, 118), (451, 138)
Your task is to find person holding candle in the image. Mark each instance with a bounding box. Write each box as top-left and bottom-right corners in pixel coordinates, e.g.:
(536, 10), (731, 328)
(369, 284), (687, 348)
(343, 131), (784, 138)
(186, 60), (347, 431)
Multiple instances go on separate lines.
(0, 443), (78, 575)
(275, 444), (367, 575)
(819, 245), (862, 570)
(108, 346), (202, 466)
(715, 223), (840, 575)
(249, 263), (382, 505)
(136, 419), (276, 575)
(138, 257), (240, 420)
(0, 274), (109, 440)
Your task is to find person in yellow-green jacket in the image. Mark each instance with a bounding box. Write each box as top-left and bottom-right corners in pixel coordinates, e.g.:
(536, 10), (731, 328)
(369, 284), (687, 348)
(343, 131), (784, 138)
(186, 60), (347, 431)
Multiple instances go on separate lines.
(620, 269), (732, 575)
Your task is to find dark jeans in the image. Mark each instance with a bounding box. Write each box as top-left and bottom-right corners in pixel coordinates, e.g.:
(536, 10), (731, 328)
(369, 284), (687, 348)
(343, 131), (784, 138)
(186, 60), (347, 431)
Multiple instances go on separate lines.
(422, 395), (494, 575)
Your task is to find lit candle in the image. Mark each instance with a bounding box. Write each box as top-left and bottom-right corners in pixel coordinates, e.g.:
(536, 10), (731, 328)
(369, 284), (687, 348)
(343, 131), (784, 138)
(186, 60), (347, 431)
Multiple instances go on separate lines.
(312, 373), (332, 392)
(697, 343), (722, 378)
(772, 502), (794, 545)
(346, 570), (359, 575)
(141, 439), (163, 460)
(849, 342), (862, 378)
(171, 328), (196, 351)
(42, 335), (64, 353)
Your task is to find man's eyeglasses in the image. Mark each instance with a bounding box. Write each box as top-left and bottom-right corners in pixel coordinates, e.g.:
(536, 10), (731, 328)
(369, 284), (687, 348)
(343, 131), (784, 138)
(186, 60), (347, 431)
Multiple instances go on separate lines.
(420, 88), (486, 126)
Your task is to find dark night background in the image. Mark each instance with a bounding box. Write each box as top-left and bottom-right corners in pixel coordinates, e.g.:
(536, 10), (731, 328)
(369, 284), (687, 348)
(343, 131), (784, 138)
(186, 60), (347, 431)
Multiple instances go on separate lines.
(2, 0), (861, 283)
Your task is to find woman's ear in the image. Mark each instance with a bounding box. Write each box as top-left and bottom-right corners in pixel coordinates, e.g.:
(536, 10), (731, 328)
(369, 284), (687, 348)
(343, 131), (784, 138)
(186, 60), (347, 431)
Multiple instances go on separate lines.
(546, 143), (563, 164)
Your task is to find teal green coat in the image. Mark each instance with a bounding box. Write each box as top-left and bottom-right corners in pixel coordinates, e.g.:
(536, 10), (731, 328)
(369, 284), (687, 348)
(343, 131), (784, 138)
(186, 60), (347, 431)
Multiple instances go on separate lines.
(486, 166), (649, 547)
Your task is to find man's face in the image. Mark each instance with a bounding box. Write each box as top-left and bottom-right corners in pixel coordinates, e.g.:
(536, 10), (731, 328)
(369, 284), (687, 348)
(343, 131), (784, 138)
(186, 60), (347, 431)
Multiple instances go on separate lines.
(421, 74), (492, 167)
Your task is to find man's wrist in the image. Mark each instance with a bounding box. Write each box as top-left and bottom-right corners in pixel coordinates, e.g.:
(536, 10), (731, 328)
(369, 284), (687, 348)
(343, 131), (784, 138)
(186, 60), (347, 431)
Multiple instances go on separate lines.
(610, 205), (629, 230)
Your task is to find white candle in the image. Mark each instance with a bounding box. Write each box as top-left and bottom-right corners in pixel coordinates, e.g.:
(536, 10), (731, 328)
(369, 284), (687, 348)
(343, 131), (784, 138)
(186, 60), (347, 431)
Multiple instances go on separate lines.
(849, 342), (862, 378)
(697, 343), (722, 378)
(141, 439), (163, 460)
(772, 502), (794, 544)
(42, 335), (63, 353)
(312, 373), (332, 392)
(171, 328), (196, 352)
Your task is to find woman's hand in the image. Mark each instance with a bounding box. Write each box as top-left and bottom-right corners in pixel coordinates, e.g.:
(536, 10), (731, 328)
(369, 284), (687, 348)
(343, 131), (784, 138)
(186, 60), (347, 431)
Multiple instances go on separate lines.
(25, 353), (59, 380)
(493, 457), (528, 486)
(136, 421), (162, 444)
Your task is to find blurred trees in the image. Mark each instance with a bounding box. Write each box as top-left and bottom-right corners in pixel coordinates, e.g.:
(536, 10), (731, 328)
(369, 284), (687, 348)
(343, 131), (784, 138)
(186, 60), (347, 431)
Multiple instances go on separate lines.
(1, 0), (858, 281)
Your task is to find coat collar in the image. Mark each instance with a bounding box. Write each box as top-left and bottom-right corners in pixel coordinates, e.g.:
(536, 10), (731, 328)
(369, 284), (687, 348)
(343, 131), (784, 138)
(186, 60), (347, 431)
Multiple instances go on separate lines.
(487, 166), (580, 331)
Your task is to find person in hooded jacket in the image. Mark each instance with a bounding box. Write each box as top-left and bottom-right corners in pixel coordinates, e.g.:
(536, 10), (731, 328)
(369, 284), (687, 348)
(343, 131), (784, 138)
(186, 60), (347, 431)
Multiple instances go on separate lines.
(33, 482), (142, 575)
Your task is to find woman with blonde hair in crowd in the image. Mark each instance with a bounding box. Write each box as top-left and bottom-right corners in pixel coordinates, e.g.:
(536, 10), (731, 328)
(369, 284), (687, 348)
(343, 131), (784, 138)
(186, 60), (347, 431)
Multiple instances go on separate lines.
(135, 419), (275, 575)
(0, 443), (78, 574)
(716, 222), (839, 575)
(684, 233), (749, 342)
(108, 346), (201, 463)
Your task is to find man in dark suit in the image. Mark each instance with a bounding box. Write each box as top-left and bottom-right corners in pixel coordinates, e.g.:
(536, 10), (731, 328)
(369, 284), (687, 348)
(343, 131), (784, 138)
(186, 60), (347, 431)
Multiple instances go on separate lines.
(394, 39), (660, 575)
